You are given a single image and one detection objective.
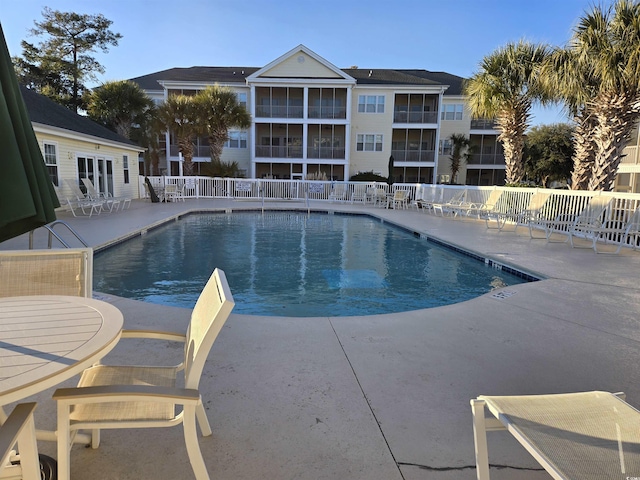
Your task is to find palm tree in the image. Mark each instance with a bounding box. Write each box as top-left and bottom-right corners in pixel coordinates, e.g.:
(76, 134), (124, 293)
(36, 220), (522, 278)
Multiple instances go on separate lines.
(464, 41), (551, 184)
(86, 80), (153, 138)
(195, 86), (251, 165)
(544, 1), (640, 191)
(448, 133), (471, 184)
(155, 94), (200, 175)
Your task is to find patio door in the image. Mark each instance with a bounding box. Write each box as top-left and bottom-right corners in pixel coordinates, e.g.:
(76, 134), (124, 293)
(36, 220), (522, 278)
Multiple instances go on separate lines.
(97, 158), (114, 196)
(77, 156), (95, 195)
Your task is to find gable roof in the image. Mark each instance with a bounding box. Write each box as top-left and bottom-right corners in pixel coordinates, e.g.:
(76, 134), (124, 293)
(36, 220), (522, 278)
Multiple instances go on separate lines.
(20, 85), (140, 148)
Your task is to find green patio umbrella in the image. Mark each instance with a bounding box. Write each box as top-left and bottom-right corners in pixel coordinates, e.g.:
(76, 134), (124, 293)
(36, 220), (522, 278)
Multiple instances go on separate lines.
(0, 23), (59, 243)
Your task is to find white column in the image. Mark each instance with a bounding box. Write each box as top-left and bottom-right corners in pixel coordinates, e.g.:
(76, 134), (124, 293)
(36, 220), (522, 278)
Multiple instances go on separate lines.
(250, 84), (257, 178)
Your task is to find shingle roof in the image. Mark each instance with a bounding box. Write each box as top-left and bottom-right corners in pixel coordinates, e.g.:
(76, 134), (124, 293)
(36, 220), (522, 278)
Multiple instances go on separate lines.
(20, 85), (140, 147)
(129, 66), (466, 94)
(129, 67), (259, 90)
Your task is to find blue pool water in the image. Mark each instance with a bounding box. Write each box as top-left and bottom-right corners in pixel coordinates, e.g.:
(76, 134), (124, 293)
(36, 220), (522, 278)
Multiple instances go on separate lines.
(93, 212), (528, 317)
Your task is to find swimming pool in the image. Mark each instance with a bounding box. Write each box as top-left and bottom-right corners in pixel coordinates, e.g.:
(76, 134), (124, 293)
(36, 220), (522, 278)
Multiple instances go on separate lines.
(93, 211), (529, 317)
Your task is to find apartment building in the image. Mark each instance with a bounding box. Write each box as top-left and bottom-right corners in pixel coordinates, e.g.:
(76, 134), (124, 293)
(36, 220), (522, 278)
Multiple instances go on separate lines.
(130, 45), (504, 185)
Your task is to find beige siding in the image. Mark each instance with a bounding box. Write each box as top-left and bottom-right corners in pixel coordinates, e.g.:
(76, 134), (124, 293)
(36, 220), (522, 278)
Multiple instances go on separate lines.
(35, 131), (142, 200)
(438, 98), (471, 181)
(349, 88), (394, 177)
(262, 53), (342, 79)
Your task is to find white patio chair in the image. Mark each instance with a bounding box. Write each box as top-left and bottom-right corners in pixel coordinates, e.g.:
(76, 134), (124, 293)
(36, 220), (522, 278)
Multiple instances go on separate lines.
(389, 190), (410, 209)
(350, 184), (367, 204)
(0, 248), (93, 298)
(54, 268), (235, 480)
(471, 391), (640, 480)
(328, 183), (347, 202)
(163, 184), (180, 202)
(464, 189), (504, 219)
(0, 403), (42, 480)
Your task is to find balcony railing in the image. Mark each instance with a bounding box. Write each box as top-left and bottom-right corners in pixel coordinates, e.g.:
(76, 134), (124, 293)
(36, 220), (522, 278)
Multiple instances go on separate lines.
(393, 111), (438, 124)
(255, 146), (303, 158)
(169, 145), (210, 158)
(470, 119), (498, 130)
(391, 150), (435, 162)
(621, 146), (639, 165)
(255, 105), (303, 118)
(307, 106), (347, 119)
(306, 147), (346, 160)
(468, 154), (506, 165)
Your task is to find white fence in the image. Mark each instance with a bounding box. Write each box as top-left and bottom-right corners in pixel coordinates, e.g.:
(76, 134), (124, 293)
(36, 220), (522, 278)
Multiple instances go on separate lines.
(141, 176), (640, 249)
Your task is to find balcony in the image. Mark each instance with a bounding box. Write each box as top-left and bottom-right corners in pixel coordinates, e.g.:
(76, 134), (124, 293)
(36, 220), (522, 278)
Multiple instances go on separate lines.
(468, 153), (506, 165)
(307, 147), (346, 160)
(470, 118), (498, 130)
(169, 145), (210, 158)
(308, 106), (347, 119)
(393, 111), (438, 124)
(621, 146), (639, 165)
(391, 150), (435, 162)
(255, 146), (303, 158)
(255, 105), (303, 119)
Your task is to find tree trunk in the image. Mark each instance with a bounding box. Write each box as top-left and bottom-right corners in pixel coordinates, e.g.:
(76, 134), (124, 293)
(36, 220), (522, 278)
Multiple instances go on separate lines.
(179, 137), (195, 176)
(497, 104), (529, 184)
(570, 111), (596, 190)
(208, 127), (228, 163)
(587, 92), (638, 191)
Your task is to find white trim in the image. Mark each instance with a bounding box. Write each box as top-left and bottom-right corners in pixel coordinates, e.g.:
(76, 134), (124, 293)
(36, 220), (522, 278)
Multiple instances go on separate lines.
(246, 44), (356, 84)
(32, 123), (144, 153)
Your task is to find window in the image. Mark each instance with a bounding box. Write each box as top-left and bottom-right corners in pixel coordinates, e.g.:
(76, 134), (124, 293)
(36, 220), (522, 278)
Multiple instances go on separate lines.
(356, 134), (383, 152)
(43, 143), (59, 186)
(439, 139), (452, 156)
(357, 95), (385, 113)
(237, 92), (247, 109)
(441, 104), (463, 120)
(224, 131), (248, 148)
(123, 155), (130, 184)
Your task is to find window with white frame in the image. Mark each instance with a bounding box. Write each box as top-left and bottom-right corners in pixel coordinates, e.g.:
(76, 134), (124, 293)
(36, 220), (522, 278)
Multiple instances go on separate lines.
(439, 139), (452, 156)
(123, 155), (130, 184)
(356, 134), (383, 152)
(224, 131), (248, 148)
(237, 92), (247, 109)
(441, 104), (463, 120)
(43, 142), (59, 186)
(357, 95), (385, 113)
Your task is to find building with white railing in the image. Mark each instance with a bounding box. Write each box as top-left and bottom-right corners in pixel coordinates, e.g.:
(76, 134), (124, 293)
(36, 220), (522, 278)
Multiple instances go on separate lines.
(130, 45), (504, 186)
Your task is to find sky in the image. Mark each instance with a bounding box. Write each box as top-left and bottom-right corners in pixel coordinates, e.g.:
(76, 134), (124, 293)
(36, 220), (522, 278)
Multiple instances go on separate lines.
(1, 0), (611, 126)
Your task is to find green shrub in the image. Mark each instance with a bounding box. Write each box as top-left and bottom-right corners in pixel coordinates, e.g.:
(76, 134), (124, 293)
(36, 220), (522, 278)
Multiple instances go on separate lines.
(350, 171), (387, 182)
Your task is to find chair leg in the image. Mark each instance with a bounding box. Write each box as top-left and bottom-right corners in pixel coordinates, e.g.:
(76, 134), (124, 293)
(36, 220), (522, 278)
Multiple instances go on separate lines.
(57, 401), (71, 480)
(471, 399), (491, 480)
(183, 405), (210, 480)
(196, 402), (212, 437)
(91, 429), (101, 448)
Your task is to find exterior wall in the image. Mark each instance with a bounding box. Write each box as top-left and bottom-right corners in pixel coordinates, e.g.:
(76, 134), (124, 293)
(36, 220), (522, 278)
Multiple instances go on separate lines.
(438, 96), (471, 183)
(262, 53), (342, 78)
(349, 87), (394, 177)
(34, 129), (142, 200)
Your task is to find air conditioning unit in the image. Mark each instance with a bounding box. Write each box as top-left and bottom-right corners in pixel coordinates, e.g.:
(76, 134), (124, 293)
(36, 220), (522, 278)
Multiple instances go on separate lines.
(438, 174), (450, 184)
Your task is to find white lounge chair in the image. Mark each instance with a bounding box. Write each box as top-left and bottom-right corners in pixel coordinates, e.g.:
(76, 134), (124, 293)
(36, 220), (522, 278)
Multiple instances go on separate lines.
(350, 184), (368, 204)
(544, 196), (612, 246)
(54, 268), (235, 480)
(432, 189), (467, 216)
(586, 206), (640, 254)
(81, 177), (132, 211)
(0, 248), (93, 298)
(62, 179), (105, 216)
(487, 192), (551, 236)
(0, 403), (42, 480)
(461, 189), (504, 219)
(471, 391), (640, 480)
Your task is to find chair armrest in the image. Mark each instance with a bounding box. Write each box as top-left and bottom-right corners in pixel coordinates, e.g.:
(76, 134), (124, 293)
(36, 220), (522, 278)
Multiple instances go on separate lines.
(120, 329), (186, 342)
(53, 385), (201, 405)
(0, 403), (37, 462)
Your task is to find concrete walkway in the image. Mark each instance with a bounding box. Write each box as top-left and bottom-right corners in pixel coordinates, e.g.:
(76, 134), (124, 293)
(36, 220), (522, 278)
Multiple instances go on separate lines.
(2, 198), (640, 480)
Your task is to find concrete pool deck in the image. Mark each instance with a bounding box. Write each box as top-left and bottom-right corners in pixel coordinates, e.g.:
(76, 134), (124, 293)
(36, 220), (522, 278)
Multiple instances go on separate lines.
(2, 198), (640, 479)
